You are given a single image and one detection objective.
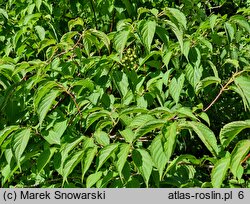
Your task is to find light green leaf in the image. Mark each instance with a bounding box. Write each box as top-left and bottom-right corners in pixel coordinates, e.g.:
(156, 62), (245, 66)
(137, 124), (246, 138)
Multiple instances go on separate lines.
(119, 128), (135, 143)
(86, 171), (103, 188)
(68, 17), (84, 31)
(220, 120), (250, 148)
(138, 20), (156, 53)
(35, 0), (42, 11)
(176, 107), (198, 121)
(116, 143), (130, 179)
(163, 122), (177, 162)
(96, 143), (119, 171)
(11, 128), (31, 169)
(43, 120), (67, 145)
(35, 26), (45, 41)
(211, 153), (231, 187)
(132, 149), (153, 187)
(230, 140), (250, 178)
(63, 150), (85, 184)
(128, 114), (155, 129)
(209, 15), (217, 31)
(37, 147), (57, 173)
(233, 75), (250, 110)
(165, 8), (187, 30)
(225, 22), (235, 42)
(169, 73), (185, 104)
(94, 130), (110, 146)
(150, 135), (168, 180)
(82, 146), (98, 180)
(114, 29), (130, 58)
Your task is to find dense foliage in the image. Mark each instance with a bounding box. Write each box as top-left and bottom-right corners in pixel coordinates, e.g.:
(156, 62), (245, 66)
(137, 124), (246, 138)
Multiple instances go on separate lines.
(0, 0), (250, 187)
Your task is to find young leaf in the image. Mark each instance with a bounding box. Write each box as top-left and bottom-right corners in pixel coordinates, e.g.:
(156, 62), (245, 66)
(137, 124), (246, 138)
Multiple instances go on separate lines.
(96, 143), (119, 171)
(132, 149), (153, 187)
(230, 140), (250, 178)
(220, 120), (250, 148)
(116, 143), (130, 179)
(211, 153), (231, 187)
(11, 128), (31, 169)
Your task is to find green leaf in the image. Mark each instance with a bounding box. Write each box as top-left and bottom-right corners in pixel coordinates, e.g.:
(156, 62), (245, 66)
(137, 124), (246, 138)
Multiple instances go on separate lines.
(35, 0), (42, 11)
(211, 153), (231, 187)
(0, 126), (19, 146)
(150, 135), (168, 180)
(11, 128), (31, 169)
(34, 81), (59, 111)
(82, 146), (98, 180)
(230, 140), (250, 178)
(37, 147), (57, 173)
(135, 119), (165, 139)
(119, 128), (135, 143)
(220, 120), (250, 148)
(165, 20), (184, 52)
(43, 120), (67, 145)
(94, 130), (110, 146)
(35, 26), (45, 41)
(86, 110), (111, 130)
(132, 149), (153, 187)
(55, 136), (85, 175)
(116, 143), (130, 179)
(96, 143), (119, 171)
(163, 122), (177, 162)
(138, 20), (156, 53)
(233, 75), (250, 110)
(184, 121), (219, 156)
(169, 74), (185, 104)
(68, 17), (84, 31)
(37, 89), (61, 126)
(62, 150), (85, 184)
(231, 15), (250, 33)
(225, 22), (235, 42)
(165, 8), (187, 30)
(114, 29), (130, 58)
(176, 107), (198, 121)
(86, 171), (103, 188)
(89, 29), (110, 52)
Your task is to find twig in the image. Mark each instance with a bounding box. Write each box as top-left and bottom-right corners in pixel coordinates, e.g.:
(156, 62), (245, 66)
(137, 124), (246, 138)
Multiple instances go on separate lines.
(241, 153), (250, 164)
(203, 70), (245, 112)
